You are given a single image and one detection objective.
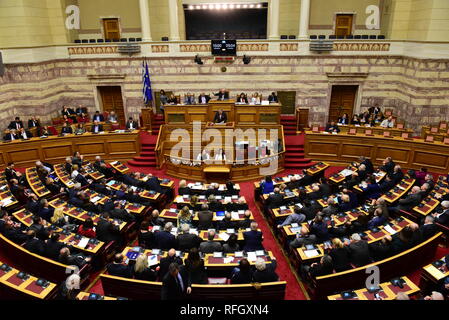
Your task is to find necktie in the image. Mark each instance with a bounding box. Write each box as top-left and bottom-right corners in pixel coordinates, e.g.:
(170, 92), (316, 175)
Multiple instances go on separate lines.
(177, 273), (184, 292)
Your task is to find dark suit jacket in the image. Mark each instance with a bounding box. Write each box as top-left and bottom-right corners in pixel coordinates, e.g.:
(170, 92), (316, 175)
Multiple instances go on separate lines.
(329, 247), (351, 272)
(158, 256), (183, 280)
(161, 266), (191, 300)
(126, 121), (138, 130)
(197, 211), (213, 230)
(199, 240), (223, 253)
(24, 238), (45, 255)
(8, 121), (24, 130)
(198, 95), (211, 104)
(213, 111), (227, 123)
(92, 114), (104, 122)
(420, 223), (438, 240)
(348, 241), (371, 267)
(268, 95), (278, 103)
(267, 193), (284, 209)
(61, 126), (73, 134)
(28, 119), (40, 128)
(91, 124), (103, 133)
(177, 233), (201, 252)
(214, 91), (229, 100)
(96, 218), (121, 243)
(107, 263), (133, 278)
(154, 231), (177, 250)
(44, 240), (66, 261)
(397, 193), (422, 211)
(436, 210), (449, 226)
(3, 133), (19, 141)
(147, 176), (162, 193)
(243, 230), (263, 251)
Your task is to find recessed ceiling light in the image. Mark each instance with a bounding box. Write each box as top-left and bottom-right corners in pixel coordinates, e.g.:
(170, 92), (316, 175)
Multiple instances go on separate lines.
(222, 4), (228, 9)
(256, 4), (262, 8)
(243, 4), (248, 8)
(249, 4), (255, 8)
(202, 5), (207, 9)
(195, 5), (201, 9)
(216, 4), (221, 9)
(188, 5), (194, 10)
(208, 4), (214, 9)
(236, 4), (241, 8)
(229, 4), (235, 9)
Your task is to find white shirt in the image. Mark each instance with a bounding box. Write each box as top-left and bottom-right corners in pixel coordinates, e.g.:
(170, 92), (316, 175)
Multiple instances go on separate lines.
(128, 122), (134, 129)
(71, 170), (79, 179)
(21, 132), (28, 139)
(380, 119), (394, 128)
(215, 153), (226, 161)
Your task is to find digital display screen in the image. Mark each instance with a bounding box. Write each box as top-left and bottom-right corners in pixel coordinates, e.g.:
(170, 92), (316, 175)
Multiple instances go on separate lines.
(211, 40), (237, 56)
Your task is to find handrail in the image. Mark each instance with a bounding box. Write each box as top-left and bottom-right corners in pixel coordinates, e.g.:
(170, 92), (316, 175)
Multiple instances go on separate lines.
(164, 151), (285, 164)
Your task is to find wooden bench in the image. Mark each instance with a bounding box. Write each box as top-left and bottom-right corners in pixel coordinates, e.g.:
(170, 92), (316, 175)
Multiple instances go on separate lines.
(0, 233), (90, 285)
(100, 274), (286, 300)
(309, 232), (442, 300)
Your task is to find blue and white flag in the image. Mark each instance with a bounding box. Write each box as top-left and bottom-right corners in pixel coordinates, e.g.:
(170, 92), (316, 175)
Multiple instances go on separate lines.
(142, 60), (152, 105)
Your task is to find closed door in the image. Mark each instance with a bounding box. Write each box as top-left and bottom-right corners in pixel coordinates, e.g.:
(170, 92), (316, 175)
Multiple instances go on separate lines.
(277, 91), (296, 114)
(335, 14), (353, 36)
(329, 85), (357, 122)
(99, 86), (125, 125)
(103, 18), (120, 40)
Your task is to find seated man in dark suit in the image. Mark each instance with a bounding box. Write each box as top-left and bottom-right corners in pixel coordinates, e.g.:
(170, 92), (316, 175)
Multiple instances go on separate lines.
(145, 174), (162, 193)
(213, 88), (229, 101)
(90, 120), (103, 133)
(266, 188), (284, 209)
(38, 199), (54, 222)
(125, 117), (138, 130)
(161, 263), (191, 300)
(176, 224), (202, 252)
(60, 122), (73, 134)
(95, 212), (122, 245)
(243, 222), (264, 251)
(359, 156), (374, 174)
(379, 174), (395, 193)
(380, 157), (395, 175)
(420, 215), (439, 240)
(325, 121), (340, 133)
(197, 93), (211, 104)
(348, 233), (371, 267)
(154, 222), (177, 250)
(433, 200), (449, 226)
(28, 116), (40, 129)
(58, 247), (91, 267)
(8, 117), (24, 130)
(92, 111), (104, 122)
(252, 258), (279, 283)
(389, 186), (422, 214)
(230, 259), (253, 284)
(107, 253), (133, 278)
(213, 109), (227, 124)
(197, 204), (213, 230)
(268, 92), (278, 103)
(23, 230), (45, 255)
(158, 249), (183, 281)
(26, 194), (40, 214)
(3, 129), (19, 141)
(109, 201), (136, 222)
(199, 230), (223, 253)
(44, 233), (67, 261)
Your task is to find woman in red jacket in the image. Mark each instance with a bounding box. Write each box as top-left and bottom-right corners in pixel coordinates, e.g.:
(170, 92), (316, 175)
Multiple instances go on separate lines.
(77, 218), (96, 238)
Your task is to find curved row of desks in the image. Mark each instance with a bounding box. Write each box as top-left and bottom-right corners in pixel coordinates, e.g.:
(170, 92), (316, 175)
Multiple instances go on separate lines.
(304, 131), (449, 174)
(0, 131), (140, 170)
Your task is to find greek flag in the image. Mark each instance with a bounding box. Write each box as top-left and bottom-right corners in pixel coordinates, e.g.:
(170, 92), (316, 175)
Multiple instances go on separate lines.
(142, 60), (152, 105)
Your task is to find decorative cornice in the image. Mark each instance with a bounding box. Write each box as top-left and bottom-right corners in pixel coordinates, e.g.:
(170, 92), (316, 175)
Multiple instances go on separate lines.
(68, 46), (117, 55)
(151, 45), (169, 53)
(87, 74), (126, 80)
(333, 42), (390, 51)
(326, 72), (369, 78)
(280, 43), (299, 51)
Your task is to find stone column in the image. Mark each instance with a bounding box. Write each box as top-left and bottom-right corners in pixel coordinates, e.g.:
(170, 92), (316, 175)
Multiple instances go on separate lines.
(168, 0), (180, 41)
(268, 0), (280, 40)
(139, 0), (152, 41)
(298, 0), (311, 39)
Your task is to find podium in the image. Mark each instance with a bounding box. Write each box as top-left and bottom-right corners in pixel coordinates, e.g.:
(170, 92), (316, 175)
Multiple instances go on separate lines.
(208, 99), (235, 123)
(141, 108), (153, 131)
(203, 165), (231, 183)
(296, 108), (309, 132)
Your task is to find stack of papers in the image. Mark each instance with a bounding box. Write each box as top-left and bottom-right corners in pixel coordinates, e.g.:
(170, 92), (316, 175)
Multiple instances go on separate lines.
(304, 249), (320, 258)
(148, 255), (158, 266)
(247, 252), (257, 262)
(231, 212), (240, 220)
(219, 233), (230, 241)
(383, 225), (397, 235)
(0, 198), (14, 207)
(223, 257), (234, 264)
(341, 169), (354, 177)
(90, 196), (101, 203)
(78, 237), (89, 248)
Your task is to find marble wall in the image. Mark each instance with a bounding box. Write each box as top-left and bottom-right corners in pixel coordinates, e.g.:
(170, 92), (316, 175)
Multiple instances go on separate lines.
(0, 55), (448, 133)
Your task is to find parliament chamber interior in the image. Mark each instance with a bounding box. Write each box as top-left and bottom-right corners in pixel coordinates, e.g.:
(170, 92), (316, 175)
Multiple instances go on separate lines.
(0, 0), (449, 305)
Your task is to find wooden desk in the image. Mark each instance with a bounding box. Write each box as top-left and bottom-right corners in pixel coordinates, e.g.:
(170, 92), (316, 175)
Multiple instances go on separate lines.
(203, 165), (231, 183)
(304, 131), (449, 174)
(0, 131), (140, 170)
(164, 101), (281, 125)
(0, 172), (18, 207)
(328, 276), (419, 300)
(160, 208), (253, 222)
(381, 178), (415, 203)
(25, 168), (51, 198)
(76, 292), (118, 300)
(0, 263), (57, 300)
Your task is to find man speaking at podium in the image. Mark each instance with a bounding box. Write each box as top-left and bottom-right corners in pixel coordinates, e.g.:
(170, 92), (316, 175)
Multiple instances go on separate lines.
(213, 88), (229, 101)
(213, 109), (227, 124)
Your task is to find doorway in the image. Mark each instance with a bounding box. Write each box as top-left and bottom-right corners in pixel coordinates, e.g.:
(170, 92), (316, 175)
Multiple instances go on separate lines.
(98, 86), (125, 125)
(329, 85), (358, 122)
(335, 14), (354, 36)
(103, 18), (120, 40)
(277, 91), (296, 114)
